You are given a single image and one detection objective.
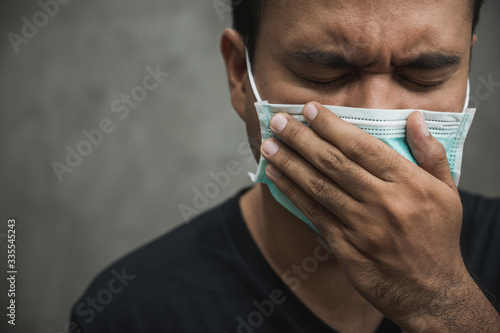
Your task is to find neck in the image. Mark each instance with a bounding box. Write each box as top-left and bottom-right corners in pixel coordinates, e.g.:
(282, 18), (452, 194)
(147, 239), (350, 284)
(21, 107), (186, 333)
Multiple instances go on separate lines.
(239, 184), (383, 330)
(239, 184), (342, 288)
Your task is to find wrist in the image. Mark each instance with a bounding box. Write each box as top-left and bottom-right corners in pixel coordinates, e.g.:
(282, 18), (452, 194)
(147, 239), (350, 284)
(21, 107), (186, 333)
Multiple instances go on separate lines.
(391, 261), (471, 331)
(393, 266), (499, 333)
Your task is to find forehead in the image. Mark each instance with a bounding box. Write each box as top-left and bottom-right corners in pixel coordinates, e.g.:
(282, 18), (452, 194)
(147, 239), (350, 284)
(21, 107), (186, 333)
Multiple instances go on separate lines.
(258, 0), (471, 63)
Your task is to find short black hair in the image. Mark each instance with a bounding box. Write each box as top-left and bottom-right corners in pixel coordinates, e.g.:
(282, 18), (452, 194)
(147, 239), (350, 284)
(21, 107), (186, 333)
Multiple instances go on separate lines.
(233, 0), (486, 66)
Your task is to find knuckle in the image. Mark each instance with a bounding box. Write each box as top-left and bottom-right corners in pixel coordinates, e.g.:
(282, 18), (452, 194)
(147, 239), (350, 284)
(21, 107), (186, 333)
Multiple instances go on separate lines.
(280, 151), (294, 170)
(433, 143), (448, 164)
(308, 176), (328, 197)
(282, 178), (297, 195)
(287, 124), (306, 142)
(303, 198), (325, 222)
(380, 197), (402, 219)
(379, 155), (405, 181)
(307, 176), (348, 213)
(361, 176), (376, 193)
(379, 198), (413, 232)
(357, 226), (391, 256)
(326, 192), (348, 214)
(421, 141), (448, 167)
(345, 137), (374, 160)
(332, 195), (348, 214)
(318, 148), (344, 171)
(361, 230), (381, 252)
(432, 140), (446, 155)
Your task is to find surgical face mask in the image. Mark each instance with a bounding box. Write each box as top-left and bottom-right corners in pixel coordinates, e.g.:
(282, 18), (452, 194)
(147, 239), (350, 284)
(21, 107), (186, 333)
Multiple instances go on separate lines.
(245, 49), (476, 233)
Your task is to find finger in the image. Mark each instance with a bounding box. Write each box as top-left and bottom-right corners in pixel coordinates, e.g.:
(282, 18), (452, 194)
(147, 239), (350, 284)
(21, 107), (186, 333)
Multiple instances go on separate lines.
(302, 102), (413, 181)
(260, 138), (360, 224)
(268, 112), (378, 201)
(405, 111), (458, 192)
(264, 162), (347, 236)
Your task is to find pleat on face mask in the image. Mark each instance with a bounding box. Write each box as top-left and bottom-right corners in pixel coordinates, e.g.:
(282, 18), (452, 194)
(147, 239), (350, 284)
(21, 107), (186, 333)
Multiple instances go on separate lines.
(245, 49), (476, 233)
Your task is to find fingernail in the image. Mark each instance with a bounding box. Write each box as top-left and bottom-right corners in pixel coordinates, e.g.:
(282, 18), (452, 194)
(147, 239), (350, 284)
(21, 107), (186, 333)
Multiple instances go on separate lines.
(266, 164), (282, 178)
(270, 113), (287, 132)
(304, 103), (318, 122)
(261, 139), (279, 156)
(419, 112), (429, 136)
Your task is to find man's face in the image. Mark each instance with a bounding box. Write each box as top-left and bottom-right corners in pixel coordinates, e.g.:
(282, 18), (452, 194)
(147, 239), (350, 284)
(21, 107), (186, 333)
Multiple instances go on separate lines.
(244, 0), (473, 158)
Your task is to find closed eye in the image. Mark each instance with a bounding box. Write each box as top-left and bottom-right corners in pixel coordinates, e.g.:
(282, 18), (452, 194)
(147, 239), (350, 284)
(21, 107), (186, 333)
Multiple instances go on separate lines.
(303, 71), (445, 92)
(396, 74), (444, 92)
(305, 73), (355, 89)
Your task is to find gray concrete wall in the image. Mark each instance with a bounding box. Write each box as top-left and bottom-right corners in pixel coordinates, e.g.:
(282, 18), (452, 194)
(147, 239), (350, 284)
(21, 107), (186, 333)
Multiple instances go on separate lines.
(0, 0), (499, 332)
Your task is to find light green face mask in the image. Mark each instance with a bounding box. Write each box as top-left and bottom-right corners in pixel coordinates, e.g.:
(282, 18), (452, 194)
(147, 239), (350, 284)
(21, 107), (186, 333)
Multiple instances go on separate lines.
(245, 50), (476, 233)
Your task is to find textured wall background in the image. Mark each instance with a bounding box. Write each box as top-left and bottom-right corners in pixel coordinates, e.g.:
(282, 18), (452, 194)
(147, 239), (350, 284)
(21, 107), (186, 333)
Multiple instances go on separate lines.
(0, 0), (499, 332)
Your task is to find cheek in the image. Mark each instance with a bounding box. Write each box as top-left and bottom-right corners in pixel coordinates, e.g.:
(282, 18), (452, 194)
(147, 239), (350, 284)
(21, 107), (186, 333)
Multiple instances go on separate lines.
(414, 77), (469, 113)
(244, 99), (262, 164)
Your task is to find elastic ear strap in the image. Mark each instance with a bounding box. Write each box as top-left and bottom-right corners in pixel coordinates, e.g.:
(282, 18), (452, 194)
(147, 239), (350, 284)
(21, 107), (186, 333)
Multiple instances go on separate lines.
(463, 79), (470, 112)
(245, 48), (263, 102)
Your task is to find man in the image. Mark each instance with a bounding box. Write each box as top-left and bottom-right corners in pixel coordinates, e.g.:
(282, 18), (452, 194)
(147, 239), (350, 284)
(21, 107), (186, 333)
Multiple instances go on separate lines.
(70, 0), (500, 332)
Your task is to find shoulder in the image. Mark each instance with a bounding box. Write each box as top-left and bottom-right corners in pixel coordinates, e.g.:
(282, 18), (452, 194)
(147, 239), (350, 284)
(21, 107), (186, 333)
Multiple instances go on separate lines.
(459, 190), (500, 238)
(458, 190), (500, 308)
(69, 193), (243, 332)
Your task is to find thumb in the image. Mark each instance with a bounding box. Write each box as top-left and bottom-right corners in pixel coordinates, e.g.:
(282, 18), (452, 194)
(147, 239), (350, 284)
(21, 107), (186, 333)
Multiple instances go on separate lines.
(406, 111), (457, 191)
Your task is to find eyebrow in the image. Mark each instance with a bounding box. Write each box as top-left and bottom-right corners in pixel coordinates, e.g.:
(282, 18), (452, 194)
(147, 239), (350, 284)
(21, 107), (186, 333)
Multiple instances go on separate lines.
(292, 50), (350, 68)
(292, 50), (461, 71)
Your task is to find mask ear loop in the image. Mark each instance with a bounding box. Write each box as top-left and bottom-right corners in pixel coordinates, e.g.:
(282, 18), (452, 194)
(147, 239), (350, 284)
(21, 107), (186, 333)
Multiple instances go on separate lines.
(245, 48), (265, 182)
(245, 48), (263, 102)
(463, 79), (470, 112)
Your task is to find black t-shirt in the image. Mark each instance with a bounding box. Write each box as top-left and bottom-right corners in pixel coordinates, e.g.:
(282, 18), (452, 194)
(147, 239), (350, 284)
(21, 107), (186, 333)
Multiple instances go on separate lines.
(69, 187), (500, 333)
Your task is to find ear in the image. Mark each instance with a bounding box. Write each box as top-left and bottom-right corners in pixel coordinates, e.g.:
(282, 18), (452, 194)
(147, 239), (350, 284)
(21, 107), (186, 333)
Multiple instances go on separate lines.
(220, 28), (248, 120)
(471, 34), (477, 47)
